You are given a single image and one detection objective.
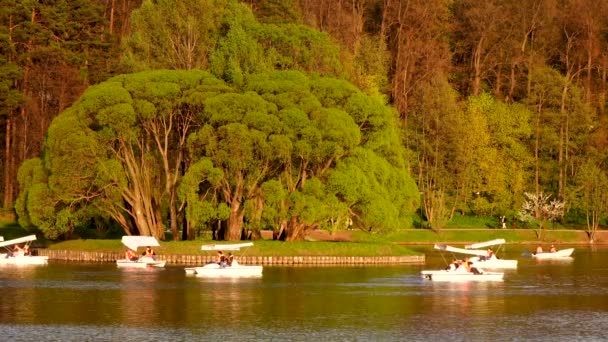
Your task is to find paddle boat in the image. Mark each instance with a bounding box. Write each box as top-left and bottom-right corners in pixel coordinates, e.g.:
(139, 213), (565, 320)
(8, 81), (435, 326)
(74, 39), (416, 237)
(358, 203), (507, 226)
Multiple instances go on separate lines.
(0, 235), (49, 265)
(116, 236), (166, 268)
(421, 268), (504, 281)
(464, 239), (518, 269)
(421, 243), (505, 281)
(532, 247), (574, 259)
(184, 242), (263, 277)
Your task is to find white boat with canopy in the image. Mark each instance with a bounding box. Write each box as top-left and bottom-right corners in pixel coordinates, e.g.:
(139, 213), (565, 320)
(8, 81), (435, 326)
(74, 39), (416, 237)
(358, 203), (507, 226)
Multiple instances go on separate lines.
(184, 242), (263, 277)
(116, 236), (166, 268)
(421, 243), (505, 281)
(533, 248), (574, 259)
(463, 239), (518, 269)
(0, 235), (48, 265)
(420, 269), (504, 281)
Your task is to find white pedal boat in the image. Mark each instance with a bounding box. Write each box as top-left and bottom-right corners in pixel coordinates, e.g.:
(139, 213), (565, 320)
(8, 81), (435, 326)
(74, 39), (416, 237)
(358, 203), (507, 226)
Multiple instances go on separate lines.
(532, 248), (574, 259)
(0, 235), (48, 265)
(185, 260), (263, 277)
(464, 239), (518, 269)
(421, 269), (504, 281)
(116, 236), (166, 268)
(184, 242), (263, 277)
(433, 239), (518, 269)
(116, 256), (166, 268)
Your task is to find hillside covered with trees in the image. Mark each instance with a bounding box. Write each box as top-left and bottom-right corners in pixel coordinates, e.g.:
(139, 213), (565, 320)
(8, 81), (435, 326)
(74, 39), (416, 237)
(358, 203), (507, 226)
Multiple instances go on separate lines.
(2, 0), (608, 240)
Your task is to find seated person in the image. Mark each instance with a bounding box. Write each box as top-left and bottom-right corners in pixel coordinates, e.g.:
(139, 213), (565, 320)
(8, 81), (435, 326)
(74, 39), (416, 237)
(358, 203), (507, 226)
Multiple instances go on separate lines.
(227, 253), (234, 266)
(125, 249), (137, 261)
(469, 262), (482, 275)
(23, 245), (31, 256)
(216, 251), (227, 267)
(536, 245), (544, 254)
(143, 247), (155, 257)
(550, 245), (557, 253)
(13, 245), (24, 256)
(460, 259), (470, 272)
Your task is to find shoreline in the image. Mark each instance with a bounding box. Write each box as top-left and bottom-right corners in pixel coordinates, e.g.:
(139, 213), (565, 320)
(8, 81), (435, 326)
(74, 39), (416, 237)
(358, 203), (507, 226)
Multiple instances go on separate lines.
(35, 249), (426, 265)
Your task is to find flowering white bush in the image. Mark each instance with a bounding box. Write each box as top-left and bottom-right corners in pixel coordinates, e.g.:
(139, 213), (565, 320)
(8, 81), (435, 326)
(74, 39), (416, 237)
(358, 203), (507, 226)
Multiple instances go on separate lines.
(518, 192), (565, 230)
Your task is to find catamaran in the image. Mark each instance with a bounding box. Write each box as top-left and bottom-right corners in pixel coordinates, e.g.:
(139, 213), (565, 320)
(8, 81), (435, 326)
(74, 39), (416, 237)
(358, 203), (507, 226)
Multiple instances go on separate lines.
(184, 242), (263, 277)
(0, 235), (49, 265)
(420, 243), (505, 281)
(116, 236), (166, 268)
(464, 239), (518, 269)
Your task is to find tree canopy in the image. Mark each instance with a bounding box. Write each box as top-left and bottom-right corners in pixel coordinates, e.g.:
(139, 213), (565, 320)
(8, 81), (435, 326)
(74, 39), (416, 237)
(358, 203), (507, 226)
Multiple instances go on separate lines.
(16, 70), (418, 240)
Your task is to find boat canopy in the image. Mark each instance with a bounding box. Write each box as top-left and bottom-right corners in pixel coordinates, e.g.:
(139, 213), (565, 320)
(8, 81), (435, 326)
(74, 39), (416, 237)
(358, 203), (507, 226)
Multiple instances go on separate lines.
(121, 236), (160, 251)
(0, 235), (37, 248)
(465, 239), (506, 249)
(434, 244), (488, 256)
(201, 242), (254, 251)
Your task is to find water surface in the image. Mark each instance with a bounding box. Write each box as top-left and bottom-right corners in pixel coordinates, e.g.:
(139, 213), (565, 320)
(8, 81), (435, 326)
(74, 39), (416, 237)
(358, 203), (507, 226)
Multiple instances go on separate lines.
(1, 246), (606, 341)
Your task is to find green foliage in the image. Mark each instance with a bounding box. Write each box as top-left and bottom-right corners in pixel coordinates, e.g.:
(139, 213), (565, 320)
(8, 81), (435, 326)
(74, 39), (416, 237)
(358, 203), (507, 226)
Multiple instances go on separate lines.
(18, 68), (418, 240)
(252, 0), (303, 25)
(464, 93), (533, 215)
(15, 158), (48, 229)
(570, 160), (608, 241)
(125, 0), (227, 71)
(123, 0), (344, 82)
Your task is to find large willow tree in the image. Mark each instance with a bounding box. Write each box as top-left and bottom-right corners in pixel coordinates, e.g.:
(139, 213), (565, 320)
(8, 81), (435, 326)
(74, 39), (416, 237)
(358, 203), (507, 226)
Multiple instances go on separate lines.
(16, 70), (418, 240)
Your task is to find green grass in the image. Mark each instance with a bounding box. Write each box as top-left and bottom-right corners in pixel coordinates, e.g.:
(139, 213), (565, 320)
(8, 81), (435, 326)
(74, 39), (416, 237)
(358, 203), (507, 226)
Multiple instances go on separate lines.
(1, 221), (593, 258)
(48, 239), (419, 256)
(446, 215), (499, 228)
(352, 228), (588, 244)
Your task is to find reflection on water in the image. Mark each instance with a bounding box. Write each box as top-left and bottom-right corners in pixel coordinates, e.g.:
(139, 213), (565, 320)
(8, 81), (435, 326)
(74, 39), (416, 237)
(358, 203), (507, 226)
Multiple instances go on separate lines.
(0, 247), (608, 341)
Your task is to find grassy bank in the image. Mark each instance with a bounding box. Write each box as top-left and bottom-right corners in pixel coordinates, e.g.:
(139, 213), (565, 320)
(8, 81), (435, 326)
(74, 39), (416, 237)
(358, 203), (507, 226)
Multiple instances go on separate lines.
(1, 220), (597, 257)
(48, 239), (420, 257)
(354, 229), (591, 245)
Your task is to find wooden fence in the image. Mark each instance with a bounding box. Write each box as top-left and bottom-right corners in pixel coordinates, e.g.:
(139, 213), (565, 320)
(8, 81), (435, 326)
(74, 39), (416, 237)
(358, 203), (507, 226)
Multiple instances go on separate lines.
(36, 249), (424, 265)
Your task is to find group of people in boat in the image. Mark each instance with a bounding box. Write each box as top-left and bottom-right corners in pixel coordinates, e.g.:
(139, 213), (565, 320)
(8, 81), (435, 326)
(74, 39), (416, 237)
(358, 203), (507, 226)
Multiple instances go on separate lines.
(12, 244), (31, 257)
(535, 244), (558, 254)
(446, 258), (482, 275)
(214, 250), (235, 267)
(124, 246), (156, 261)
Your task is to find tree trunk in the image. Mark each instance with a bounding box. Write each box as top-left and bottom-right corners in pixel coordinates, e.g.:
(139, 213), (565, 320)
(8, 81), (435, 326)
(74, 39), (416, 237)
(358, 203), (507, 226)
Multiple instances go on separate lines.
(225, 174), (244, 241)
(3, 111), (14, 208)
(285, 216), (306, 241)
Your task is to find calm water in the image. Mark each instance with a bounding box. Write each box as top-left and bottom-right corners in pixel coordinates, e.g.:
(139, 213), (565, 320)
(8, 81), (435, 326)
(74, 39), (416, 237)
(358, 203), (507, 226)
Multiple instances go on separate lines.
(1, 246), (607, 341)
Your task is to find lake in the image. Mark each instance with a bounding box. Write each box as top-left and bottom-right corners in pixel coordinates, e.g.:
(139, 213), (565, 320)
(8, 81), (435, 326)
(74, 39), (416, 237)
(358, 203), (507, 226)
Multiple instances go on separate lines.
(1, 245), (607, 341)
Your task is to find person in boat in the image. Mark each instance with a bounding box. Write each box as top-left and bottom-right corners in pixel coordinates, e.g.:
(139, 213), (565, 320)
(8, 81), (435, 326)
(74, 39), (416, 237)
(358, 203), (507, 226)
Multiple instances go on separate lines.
(536, 245), (544, 254)
(487, 248), (494, 259)
(227, 253), (234, 266)
(125, 249), (137, 261)
(445, 259), (459, 271)
(23, 245), (31, 256)
(550, 245), (557, 253)
(13, 244), (24, 256)
(460, 259), (470, 272)
(468, 261), (482, 275)
(143, 247), (155, 257)
(216, 251), (227, 267)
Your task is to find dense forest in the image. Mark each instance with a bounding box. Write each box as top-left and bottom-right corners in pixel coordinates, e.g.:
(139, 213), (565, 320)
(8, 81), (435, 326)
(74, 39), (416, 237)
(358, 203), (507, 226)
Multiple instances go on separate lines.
(2, 0), (608, 241)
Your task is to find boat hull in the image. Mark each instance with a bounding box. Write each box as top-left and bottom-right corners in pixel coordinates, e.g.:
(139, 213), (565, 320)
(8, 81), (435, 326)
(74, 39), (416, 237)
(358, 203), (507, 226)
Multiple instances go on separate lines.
(533, 248), (574, 259)
(0, 255), (48, 265)
(421, 270), (504, 281)
(185, 262), (263, 277)
(116, 257), (166, 268)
